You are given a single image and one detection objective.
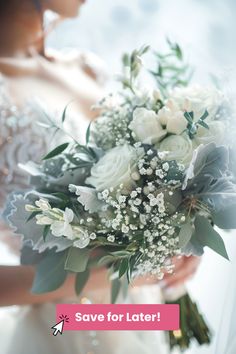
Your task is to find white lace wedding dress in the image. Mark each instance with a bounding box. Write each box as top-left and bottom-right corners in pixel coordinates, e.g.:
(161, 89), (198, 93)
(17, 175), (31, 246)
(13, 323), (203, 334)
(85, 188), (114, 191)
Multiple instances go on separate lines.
(0, 71), (170, 354)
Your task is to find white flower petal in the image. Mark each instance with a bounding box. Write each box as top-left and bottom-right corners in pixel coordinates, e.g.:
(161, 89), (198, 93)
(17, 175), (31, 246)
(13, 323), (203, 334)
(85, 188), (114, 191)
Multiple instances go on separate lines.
(64, 208), (74, 224)
(51, 221), (65, 237)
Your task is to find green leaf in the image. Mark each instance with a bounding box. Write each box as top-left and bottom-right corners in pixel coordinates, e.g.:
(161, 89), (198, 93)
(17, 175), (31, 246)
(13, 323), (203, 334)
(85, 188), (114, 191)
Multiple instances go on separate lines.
(75, 269), (90, 296)
(98, 255), (115, 266)
(121, 277), (129, 299)
(51, 192), (69, 202)
(179, 222), (194, 248)
(65, 247), (90, 273)
(43, 143), (69, 160)
(119, 258), (129, 278)
(199, 110), (209, 121)
(43, 225), (50, 241)
(86, 122), (92, 146)
(61, 102), (72, 123)
(111, 277), (121, 304)
(26, 210), (41, 222)
(194, 215), (229, 260)
(184, 111), (194, 123)
(212, 204), (236, 229)
(122, 53), (130, 67)
(139, 44), (150, 55)
(198, 120), (209, 130)
(110, 251), (131, 258)
(175, 43), (183, 60)
(31, 250), (68, 293)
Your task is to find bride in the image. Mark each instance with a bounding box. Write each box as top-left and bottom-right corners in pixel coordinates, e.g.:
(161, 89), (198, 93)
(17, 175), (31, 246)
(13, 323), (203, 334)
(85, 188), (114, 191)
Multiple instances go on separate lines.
(0, 1), (200, 353)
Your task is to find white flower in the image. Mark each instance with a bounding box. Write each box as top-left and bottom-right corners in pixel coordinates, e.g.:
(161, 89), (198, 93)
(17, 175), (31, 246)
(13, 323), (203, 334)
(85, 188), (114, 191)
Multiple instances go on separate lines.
(157, 86), (224, 137)
(194, 121), (225, 146)
(158, 134), (193, 165)
(35, 198), (51, 211)
(36, 214), (54, 225)
(169, 85), (223, 121)
(71, 226), (90, 248)
(86, 145), (139, 191)
(50, 208), (74, 239)
(129, 107), (166, 144)
(157, 106), (187, 135)
(107, 235), (115, 242)
(73, 236), (90, 248)
(90, 233), (96, 240)
(25, 204), (38, 212)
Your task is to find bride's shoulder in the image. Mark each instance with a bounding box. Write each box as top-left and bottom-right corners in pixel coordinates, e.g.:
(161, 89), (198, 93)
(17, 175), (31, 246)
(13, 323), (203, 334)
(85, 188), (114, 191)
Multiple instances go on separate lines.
(46, 47), (109, 85)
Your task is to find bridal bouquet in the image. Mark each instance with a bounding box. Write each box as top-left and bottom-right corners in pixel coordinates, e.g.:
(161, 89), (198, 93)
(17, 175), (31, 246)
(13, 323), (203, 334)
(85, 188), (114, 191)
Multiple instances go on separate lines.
(5, 42), (236, 350)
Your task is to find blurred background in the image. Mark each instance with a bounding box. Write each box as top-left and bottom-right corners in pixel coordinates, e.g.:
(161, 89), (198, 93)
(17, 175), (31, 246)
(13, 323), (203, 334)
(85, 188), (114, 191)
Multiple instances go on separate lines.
(1, 0), (236, 353)
(47, 0), (236, 85)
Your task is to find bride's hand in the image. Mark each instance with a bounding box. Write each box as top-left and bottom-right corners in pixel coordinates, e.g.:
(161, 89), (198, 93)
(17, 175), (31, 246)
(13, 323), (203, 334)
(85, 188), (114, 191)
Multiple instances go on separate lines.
(160, 255), (201, 289)
(131, 255), (201, 289)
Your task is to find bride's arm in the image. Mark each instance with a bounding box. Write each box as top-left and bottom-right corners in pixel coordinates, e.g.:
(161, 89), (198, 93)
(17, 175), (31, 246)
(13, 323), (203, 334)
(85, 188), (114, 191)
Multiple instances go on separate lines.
(0, 265), (110, 307)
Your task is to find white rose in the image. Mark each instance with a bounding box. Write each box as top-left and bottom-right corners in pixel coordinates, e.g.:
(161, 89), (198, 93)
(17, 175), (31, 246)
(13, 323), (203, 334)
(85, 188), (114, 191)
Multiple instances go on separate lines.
(129, 107), (166, 144)
(169, 85), (224, 121)
(157, 106), (187, 135)
(158, 134), (193, 165)
(86, 145), (139, 191)
(194, 121), (225, 146)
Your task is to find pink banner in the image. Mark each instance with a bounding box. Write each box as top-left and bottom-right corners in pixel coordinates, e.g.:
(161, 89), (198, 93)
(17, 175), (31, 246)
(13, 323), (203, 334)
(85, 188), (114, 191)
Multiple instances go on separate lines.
(56, 304), (179, 331)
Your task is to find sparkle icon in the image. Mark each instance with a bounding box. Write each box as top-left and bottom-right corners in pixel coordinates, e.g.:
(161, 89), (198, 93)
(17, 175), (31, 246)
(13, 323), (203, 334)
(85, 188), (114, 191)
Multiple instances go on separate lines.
(51, 314), (70, 336)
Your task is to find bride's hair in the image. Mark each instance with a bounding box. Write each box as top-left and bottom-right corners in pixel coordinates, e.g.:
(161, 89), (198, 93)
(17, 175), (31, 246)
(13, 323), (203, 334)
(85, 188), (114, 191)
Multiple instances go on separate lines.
(0, 0), (41, 16)
(0, 0), (44, 55)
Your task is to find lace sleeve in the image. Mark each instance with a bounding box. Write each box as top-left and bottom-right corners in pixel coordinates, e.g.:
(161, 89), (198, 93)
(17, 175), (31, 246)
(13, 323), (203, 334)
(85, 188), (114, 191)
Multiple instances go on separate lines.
(0, 76), (50, 211)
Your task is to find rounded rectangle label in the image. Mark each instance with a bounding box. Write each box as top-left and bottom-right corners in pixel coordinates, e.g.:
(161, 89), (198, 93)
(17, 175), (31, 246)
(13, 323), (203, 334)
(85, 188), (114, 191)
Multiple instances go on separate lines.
(56, 304), (179, 331)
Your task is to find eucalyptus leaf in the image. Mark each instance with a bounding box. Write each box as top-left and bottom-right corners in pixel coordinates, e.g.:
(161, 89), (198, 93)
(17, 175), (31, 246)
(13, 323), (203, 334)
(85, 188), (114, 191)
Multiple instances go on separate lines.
(119, 258), (129, 278)
(212, 204), (236, 229)
(26, 210), (41, 222)
(179, 222), (194, 248)
(61, 102), (72, 123)
(86, 122), (92, 146)
(43, 143), (69, 160)
(110, 251), (131, 258)
(193, 215), (229, 260)
(75, 269), (90, 296)
(31, 250), (68, 293)
(65, 247), (90, 272)
(98, 255), (115, 266)
(121, 277), (129, 299)
(43, 225), (50, 241)
(111, 277), (121, 304)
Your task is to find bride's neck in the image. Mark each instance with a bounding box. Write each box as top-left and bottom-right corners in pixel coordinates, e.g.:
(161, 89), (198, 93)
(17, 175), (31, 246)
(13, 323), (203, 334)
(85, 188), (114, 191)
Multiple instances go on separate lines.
(0, 12), (45, 58)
